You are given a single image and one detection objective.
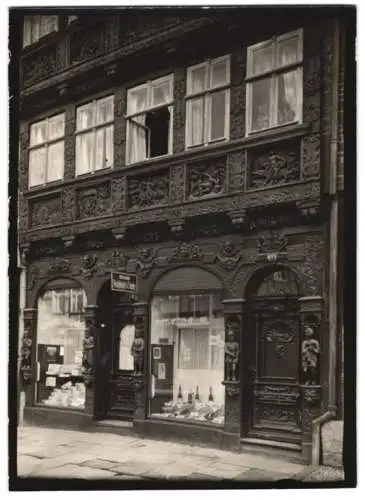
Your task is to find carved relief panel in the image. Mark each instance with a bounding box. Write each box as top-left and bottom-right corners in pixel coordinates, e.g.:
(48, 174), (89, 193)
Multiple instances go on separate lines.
(76, 183), (111, 220)
(22, 42), (65, 88)
(187, 156), (227, 199)
(127, 169), (169, 210)
(247, 140), (301, 189)
(29, 195), (62, 228)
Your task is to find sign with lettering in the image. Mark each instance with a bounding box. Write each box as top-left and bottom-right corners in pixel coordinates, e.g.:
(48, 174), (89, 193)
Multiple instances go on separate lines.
(111, 272), (137, 294)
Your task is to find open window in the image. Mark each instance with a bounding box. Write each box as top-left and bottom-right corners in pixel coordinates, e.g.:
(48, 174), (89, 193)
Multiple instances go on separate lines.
(126, 75), (173, 164)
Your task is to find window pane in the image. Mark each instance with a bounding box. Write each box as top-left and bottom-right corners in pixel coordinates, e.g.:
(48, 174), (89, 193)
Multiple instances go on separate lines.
(187, 97), (204, 147)
(77, 103), (95, 130)
(277, 70), (300, 125)
(48, 114), (65, 141)
(251, 44), (273, 76)
(40, 15), (57, 37)
(36, 287), (86, 409)
(187, 65), (207, 94)
(251, 78), (271, 131)
(31, 16), (40, 44)
(76, 132), (94, 175)
(127, 86), (148, 114)
(277, 35), (300, 67)
(29, 148), (46, 187)
(95, 128), (105, 171)
(211, 59), (229, 87)
(96, 96), (114, 125)
(47, 141), (64, 182)
(119, 325), (135, 370)
(152, 79), (172, 107)
(30, 120), (47, 146)
(105, 125), (114, 167)
(210, 90), (226, 141)
(23, 17), (32, 47)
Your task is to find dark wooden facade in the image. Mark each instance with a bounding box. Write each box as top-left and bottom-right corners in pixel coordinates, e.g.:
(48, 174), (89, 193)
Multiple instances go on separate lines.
(17, 9), (346, 464)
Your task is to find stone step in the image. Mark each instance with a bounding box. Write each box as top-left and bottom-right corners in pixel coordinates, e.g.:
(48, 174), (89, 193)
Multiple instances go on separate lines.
(240, 437), (305, 464)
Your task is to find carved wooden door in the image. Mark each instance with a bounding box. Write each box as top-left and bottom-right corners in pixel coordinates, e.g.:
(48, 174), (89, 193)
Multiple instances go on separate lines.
(249, 298), (302, 444)
(106, 306), (136, 421)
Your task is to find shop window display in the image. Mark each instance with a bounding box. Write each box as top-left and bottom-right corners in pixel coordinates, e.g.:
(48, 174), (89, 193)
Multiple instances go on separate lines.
(36, 287), (87, 409)
(149, 294), (225, 425)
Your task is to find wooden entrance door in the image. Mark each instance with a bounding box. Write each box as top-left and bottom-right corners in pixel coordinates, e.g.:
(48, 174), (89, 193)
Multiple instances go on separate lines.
(106, 306), (136, 420)
(246, 269), (302, 444)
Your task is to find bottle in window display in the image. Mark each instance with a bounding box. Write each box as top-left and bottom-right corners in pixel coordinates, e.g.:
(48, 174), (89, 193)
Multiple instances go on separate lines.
(208, 386), (214, 402)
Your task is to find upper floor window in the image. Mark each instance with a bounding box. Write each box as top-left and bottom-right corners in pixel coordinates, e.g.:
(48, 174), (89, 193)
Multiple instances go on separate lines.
(75, 95), (114, 176)
(68, 15), (78, 24)
(185, 55), (230, 149)
(126, 74), (174, 164)
(246, 29), (303, 134)
(23, 15), (58, 48)
(28, 113), (65, 188)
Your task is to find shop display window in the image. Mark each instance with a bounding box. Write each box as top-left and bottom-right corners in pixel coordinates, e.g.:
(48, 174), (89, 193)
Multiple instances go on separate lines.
(149, 294), (225, 425)
(35, 287), (87, 409)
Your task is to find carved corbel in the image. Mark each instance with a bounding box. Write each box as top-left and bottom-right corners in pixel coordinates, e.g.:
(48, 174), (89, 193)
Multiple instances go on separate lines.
(229, 209), (247, 231)
(62, 235), (75, 249)
(112, 227), (126, 243)
(105, 63), (117, 78)
(169, 218), (185, 238)
(20, 245), (30, 267)
(57, 83), (68, 97)
(296, 199), (321, 218)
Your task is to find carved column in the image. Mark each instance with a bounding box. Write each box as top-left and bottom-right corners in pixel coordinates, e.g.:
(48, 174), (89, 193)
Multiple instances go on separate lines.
(299, 296), (323, 462)
(222, 299), (246, 450)
(82, 305), (99, 416)
(132, 302), (148, 422)
(21, 309), (37, 407)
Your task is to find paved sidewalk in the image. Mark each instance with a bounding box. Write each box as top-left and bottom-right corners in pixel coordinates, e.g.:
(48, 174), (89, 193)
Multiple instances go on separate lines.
(16, 425), (343, 483)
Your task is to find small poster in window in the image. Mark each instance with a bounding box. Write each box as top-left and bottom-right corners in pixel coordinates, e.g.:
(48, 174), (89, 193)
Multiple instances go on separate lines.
(157, 363), (166, 380)
(45, 376), (56, 387)
(152, 347), (161, 360)
(59, 346), (64, 356)
(74, 350), (83, 365)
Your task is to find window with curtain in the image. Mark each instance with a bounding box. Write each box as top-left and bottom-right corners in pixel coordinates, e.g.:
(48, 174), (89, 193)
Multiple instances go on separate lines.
(23, 15), (58, 47)
(126, 74), (174, 164)
(246, 29), (303, 133)
(185, 55), (230, 149)
(28, 113), (65, 188)
(75, 95), (114, 176)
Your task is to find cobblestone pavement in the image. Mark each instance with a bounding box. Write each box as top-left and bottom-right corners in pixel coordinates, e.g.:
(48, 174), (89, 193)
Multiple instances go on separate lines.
(16, 426), (343, 483)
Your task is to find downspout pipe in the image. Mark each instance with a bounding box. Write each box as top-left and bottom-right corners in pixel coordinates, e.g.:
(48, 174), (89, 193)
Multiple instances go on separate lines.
(311, 17), (341, 466)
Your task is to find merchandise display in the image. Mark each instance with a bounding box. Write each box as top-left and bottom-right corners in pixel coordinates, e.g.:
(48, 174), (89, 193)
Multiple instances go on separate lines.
(43, 381), (85, 409)
(151, 397), (225, 425)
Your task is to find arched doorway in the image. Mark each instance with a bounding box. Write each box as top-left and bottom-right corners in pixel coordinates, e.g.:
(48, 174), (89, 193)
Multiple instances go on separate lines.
(96, 280), (135, 421)
(244, 266), (302, 445)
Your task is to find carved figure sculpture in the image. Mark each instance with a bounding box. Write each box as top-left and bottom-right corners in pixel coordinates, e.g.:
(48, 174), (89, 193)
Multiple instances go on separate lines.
(225, 324), (239, 381)
(82, 336), (95, 372)
(301, 326), (320, 385)
(131, 337), (144, 375)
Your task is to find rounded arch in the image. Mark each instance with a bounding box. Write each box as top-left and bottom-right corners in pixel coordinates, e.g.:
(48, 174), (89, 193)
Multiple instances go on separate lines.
(147, 263), (225, 301)
(31, 276), (87, 309)
(242, 263), (303, 299)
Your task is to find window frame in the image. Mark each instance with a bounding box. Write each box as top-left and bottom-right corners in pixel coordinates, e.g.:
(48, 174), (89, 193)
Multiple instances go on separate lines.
(28, 112), (65, 188)
(245, 28), (303, 135)
(125, 74), (174, 165)
(185, 54), (231, 150)
(23, 15), (59, 48)
(75, 94), (115, 177)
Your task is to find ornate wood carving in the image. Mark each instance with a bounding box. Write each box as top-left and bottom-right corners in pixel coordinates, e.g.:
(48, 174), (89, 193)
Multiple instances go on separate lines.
(216, 241), (241, 271)
(224, 316), (240, 382)
(170, 242), (203, 262)
(82, 306), (98, 387)
(61, 187), (76, 223)
(254, 385), (300, 405)
(257, 231), (288, 255)
(70, 17), (119, 65)
(27, 266), (39, 291)
(301, 323), (320, 386)
(20, 311), (37, 385)
(30, 196), (62, 228)
(105, 249), (128, 270)
(76, 183), (111, 220)
(187, 156), (226, 199)
(120, 14), (181, 45)
(47, 257), (71, 275)
(259, 406), (297, 424)
(303, 386), (321, 405)
(248, 141), (300, 188)
(136, 247), (157, 278)
(22, 42), (64, 87)
(80, 254), (98, 279)
(173, 68), (186, 154)
(263, 321), (295, 343)
(111, 177), (125, 212)
(128, 170), (169, 210)
(169, 164), (186, 202)
(227, 150), (245, 192)
(302, 134), (321, 178)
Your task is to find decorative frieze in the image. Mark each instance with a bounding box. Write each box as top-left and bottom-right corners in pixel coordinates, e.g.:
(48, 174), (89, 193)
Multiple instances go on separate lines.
(169, 164), (186, 202)
(187, 156), (226, 199)
(127, 170), (169, 210)
(254, 385), (300, 406)
(170, 242), (203, 262)
(111, 177), (126, 213)
(76, 183), (111, 220)
(30, 196), (62, 228)
(22, 42), (64, 87)
(105, 250), (128, 270)
(227, 150), (245, 192)
(216, 241), (241, 271)
(47, 257), (71, 275)
(302, 133), (321, 178)
(247, 141), (301, 188)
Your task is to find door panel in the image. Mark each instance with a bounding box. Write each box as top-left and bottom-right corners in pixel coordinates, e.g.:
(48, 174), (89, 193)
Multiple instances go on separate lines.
(249, 301), (302, 442)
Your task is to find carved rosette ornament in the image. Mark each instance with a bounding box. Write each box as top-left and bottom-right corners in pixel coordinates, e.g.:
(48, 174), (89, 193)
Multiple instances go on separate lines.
(216, 241), (241, 271)
(82, 306), (98, 387)
(171, 242), (203, 262)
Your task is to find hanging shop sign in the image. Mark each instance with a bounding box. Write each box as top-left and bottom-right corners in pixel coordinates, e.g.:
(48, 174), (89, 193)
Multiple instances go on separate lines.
(111, 272), (137, 294)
